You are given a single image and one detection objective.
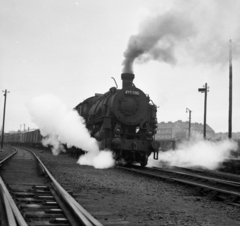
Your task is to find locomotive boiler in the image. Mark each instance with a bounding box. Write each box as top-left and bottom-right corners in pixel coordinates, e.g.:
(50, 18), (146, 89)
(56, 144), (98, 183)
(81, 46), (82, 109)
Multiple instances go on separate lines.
(75, 73), (159, 166)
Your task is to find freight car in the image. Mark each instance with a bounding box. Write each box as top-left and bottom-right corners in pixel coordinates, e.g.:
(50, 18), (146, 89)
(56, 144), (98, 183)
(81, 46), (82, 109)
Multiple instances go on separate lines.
(1, 129), (43, 148)
(75, 73), (160, 166)
(3, 132), (23, 145)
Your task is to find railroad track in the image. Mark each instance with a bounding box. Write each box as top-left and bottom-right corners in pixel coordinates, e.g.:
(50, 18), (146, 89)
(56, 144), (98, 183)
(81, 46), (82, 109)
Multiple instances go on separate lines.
(117, 165), (240, 207)
(0, 147), (103, 226)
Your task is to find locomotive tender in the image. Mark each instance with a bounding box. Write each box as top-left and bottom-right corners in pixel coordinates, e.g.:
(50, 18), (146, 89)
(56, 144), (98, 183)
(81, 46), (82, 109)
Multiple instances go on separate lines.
(75, 73), (159, 166)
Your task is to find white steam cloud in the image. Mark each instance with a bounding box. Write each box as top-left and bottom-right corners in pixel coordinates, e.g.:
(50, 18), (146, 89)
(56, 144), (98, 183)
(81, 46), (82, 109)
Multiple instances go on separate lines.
(148, 135), (238, 170)
(77, 149), (115, 169)
(26, 94), (115, 169)
(123, 0), (240, 73)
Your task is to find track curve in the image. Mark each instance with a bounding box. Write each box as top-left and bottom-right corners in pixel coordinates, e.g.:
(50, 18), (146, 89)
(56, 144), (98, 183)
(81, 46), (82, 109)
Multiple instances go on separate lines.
(0, 147), (103, 226)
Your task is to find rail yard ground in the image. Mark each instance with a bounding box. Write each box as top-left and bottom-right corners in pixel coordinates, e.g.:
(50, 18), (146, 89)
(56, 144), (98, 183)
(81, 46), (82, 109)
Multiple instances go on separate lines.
(1, 147), (240, 226)
(0, 146), (15, 157)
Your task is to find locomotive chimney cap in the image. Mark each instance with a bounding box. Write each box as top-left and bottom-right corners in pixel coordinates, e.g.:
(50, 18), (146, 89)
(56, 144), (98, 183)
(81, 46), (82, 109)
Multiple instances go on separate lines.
(121, 73), (135, 88)
(121, 73), (135, 81)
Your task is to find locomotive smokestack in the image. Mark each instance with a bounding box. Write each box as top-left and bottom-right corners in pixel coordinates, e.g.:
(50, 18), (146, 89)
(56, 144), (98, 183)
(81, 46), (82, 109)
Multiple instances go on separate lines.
(121, 73), (135, 89)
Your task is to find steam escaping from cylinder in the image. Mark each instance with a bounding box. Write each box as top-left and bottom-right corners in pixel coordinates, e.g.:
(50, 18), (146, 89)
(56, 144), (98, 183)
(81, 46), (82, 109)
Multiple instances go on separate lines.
(26, 94), (115, 169)
(77, 149), (115, 169)
(147, 134), (238, 170)
(122, 0), (240, 73)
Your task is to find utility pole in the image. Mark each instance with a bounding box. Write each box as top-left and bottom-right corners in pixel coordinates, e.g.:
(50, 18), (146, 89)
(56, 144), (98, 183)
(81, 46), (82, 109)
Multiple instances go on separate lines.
(186, 108), (192, 139)
(228, 39), (232, 139)
(1, 89), (10, 150)
(198, 83), (209, 139)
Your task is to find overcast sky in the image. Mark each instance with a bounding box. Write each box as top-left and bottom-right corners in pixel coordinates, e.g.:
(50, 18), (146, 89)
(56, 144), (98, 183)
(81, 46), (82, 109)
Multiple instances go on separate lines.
(1, 0), (240, 133)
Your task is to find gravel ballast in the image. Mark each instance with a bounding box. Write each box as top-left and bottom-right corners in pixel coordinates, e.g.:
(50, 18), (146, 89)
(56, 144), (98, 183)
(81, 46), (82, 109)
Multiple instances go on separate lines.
(23, 148), (240, 225)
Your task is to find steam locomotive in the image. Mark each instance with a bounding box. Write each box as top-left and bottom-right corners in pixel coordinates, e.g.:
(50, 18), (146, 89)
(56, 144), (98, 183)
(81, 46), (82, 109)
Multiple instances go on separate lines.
(75, 73), (159, 166)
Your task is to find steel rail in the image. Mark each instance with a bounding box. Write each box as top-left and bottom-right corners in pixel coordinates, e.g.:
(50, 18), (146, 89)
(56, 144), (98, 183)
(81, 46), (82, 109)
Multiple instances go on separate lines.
(118, 166), (240, 198)
(0, 177), (28, 226)
(0, 185), (17, 226)
(0, 149), (18, 165)
(152, 167), (240, 187)
(174, 165), (240, 180)
(166, 176), (240, 197)
(28, 149), (103, 226)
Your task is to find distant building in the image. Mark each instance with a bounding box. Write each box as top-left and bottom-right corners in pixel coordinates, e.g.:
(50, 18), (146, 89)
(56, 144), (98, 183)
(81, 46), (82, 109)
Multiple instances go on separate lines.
(155, 120), (215, 140)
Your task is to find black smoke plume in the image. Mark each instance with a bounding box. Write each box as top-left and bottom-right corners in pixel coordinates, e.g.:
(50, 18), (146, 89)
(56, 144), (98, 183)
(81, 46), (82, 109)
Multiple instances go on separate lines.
(122, 0), (240, 73)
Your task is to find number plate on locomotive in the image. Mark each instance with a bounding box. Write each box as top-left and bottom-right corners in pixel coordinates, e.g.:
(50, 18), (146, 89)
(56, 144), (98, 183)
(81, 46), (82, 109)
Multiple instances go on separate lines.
(125, 90), (139, 96)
